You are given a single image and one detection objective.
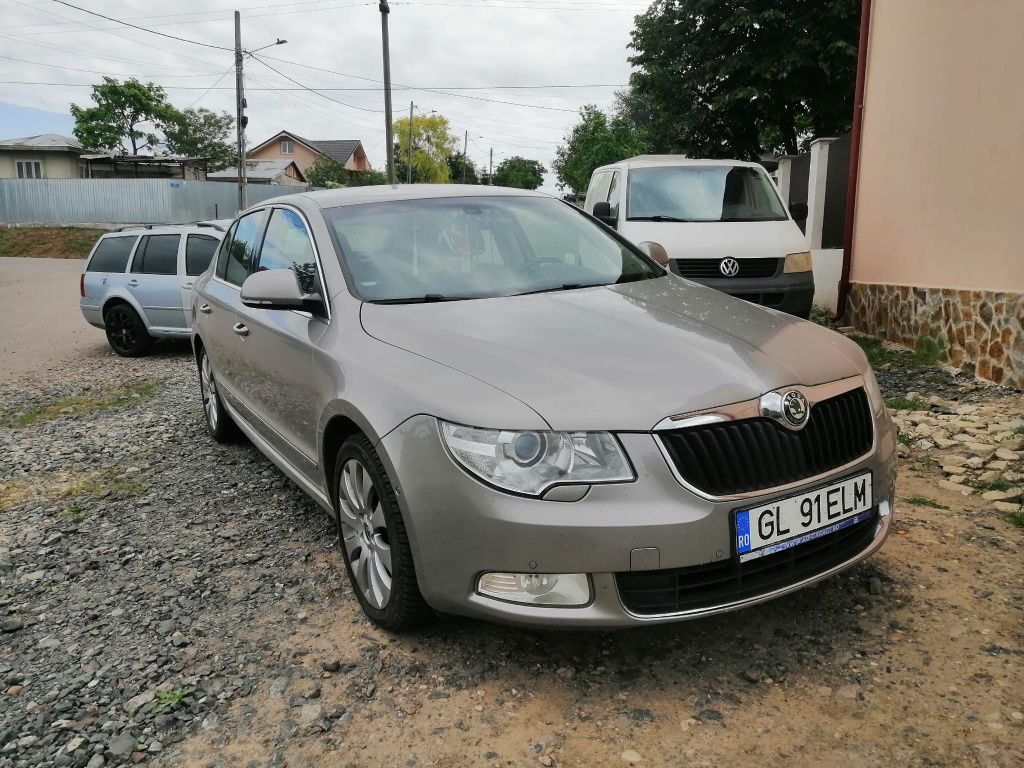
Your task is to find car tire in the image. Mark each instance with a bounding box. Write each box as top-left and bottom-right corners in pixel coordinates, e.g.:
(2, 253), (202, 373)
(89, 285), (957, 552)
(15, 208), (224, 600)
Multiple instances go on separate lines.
(333, 434), (431, 631)
(104, 303), (153, 357)
(197, 346), (239, 443)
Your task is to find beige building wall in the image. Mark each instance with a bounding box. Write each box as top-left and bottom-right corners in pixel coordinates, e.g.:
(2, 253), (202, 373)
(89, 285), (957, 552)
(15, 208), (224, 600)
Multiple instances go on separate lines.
(0, 151), (80, 179)
(249, 138), (321, 174)
(851, 0), (1024, 291)
(846, 0), (1024, 387)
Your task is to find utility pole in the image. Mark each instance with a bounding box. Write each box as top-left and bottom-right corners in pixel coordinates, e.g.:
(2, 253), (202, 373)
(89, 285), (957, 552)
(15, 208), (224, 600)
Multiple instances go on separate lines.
(379, 1), (395, 185)
(489, 147), (493, 185)
(406, 101), (414, 184)
(461, 130), (468, 184)
(234, 11), (247, 210)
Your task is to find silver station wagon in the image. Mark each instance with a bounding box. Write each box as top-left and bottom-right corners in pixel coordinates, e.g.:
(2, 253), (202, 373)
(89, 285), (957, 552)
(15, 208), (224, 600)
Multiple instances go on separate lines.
(191, 186), (897, 631)
(80, 223), (225, 356)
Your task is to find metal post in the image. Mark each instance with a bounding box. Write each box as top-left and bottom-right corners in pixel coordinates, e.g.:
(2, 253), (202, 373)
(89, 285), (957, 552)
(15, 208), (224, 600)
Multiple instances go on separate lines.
(461, 130), (468, 184)
(234, 11), (247, 210)
(489, 147), (493, 185)
(379, 1), (395, 185)
(407, 101), (414, 184)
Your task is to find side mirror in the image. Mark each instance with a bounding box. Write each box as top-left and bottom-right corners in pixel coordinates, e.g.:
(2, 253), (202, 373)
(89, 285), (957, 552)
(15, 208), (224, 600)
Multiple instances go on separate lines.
(592, 201), (617, 228)
(637, 241), (670, 268)
(788, 201), (808, 221)
(241, 269), (325, 314)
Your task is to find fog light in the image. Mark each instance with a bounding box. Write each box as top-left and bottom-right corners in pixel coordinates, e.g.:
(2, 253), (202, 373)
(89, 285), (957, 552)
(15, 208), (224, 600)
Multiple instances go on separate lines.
(477, 572), (590, 606)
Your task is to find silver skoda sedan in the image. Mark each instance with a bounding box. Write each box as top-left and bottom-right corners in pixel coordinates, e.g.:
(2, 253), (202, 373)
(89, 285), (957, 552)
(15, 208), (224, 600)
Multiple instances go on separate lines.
(191, 185), (896, 631)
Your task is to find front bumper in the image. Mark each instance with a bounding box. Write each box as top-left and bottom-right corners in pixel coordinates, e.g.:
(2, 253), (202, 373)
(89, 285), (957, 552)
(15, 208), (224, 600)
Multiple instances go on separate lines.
(379, 408), (897, 629)
(679, 268), (814, 318)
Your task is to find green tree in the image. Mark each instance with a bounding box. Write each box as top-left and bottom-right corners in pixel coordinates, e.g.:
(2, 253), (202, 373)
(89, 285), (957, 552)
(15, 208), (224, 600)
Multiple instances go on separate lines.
(552, 104), (649, 195)
(305, 156), (348, 187)
(493, 156), (546, 190)
(349, 168), (388, 186)
(163, 107), (235, 171)
(393, 113), (458, 183)
(626, 0), (860, 158)
(71, 77), (177, 154)
(446, 152), (479, 184)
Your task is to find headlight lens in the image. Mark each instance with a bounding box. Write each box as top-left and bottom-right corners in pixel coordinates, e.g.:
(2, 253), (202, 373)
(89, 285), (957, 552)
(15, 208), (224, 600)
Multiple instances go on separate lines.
(440, 421), (634, 495)
(783, 251), (813, 273)
(863, 365), (885, 416)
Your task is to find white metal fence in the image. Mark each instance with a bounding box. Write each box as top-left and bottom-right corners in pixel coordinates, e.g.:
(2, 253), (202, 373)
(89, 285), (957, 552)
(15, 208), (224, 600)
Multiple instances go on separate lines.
(0, 179), (311, 225)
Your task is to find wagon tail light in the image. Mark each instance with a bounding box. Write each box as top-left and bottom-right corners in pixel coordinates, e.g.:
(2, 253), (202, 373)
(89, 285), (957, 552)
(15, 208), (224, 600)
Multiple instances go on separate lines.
(79, 274), (85, 297)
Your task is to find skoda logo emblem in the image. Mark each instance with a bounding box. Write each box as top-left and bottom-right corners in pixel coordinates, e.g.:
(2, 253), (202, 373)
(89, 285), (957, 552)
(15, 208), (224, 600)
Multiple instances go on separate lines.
(782, 390), (809, 427)
(719, 257), (740, 277)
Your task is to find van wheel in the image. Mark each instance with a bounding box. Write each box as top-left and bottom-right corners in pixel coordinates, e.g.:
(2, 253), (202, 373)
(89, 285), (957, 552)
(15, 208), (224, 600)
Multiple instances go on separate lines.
(104, 304), (153, 357)
(197, 347), (238, 442)
(333, 434), (431, 631)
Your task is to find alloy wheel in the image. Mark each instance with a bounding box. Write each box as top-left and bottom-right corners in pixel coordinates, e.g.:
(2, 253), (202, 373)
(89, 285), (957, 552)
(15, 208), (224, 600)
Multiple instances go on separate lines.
(200, 353), (218, 431)
(338, 459), (393, 609)
(107, 308), (136, 354)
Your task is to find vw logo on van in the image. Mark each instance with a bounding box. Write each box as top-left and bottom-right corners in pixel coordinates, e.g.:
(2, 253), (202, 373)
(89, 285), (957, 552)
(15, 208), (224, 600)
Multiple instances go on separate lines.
(719, 257), (740, 277)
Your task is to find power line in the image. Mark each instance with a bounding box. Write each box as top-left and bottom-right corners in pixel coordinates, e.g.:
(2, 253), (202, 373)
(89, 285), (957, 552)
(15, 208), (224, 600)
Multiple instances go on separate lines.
(0, 52), (220, 79)
(187, 65), (236, 108)
(0, 31), (220, 73)
(248, 54), (386, 114)
(50, 1), (234, 50)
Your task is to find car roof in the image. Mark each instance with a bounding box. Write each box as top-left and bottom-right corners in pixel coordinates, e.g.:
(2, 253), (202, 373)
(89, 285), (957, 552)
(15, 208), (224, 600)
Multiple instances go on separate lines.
(594, 156), (766, 172)
(252, 184), (553, 211)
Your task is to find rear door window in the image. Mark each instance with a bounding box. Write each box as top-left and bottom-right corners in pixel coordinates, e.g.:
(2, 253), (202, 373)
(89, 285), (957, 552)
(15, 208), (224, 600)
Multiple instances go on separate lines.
(185, 234), (220, 276)
(86, 236), (137, 273)
(131, 234), (181, 275)
(222, 210), (268, 286)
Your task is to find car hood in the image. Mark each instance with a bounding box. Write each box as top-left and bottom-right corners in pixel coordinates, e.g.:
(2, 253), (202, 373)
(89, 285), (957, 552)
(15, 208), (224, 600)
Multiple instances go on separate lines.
(360, 276), (865, 431)
(617, 219), (806, 260)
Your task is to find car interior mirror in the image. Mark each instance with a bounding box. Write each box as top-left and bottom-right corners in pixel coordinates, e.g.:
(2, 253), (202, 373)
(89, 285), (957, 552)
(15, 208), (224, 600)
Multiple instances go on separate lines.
(637, 241), (670, 268)
(788, 201), (808, 221)
(241, 269), (325, 314)
(592, 201), (617, 228)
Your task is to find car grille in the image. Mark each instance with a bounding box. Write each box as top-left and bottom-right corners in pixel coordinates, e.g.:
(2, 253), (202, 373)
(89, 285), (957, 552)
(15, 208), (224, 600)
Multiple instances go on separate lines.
(658, 387), (873, 497)
(616, 510), (878, 615)
(671, 258), (780, 279)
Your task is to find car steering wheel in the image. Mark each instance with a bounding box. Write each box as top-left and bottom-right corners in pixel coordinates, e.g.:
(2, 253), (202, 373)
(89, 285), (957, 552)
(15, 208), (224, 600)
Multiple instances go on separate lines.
(519, 255), (565, 273)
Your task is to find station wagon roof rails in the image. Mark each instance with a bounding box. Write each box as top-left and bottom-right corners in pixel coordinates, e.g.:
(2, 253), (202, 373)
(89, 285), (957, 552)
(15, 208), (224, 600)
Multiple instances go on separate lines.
(114, 224), (158, 232)
(195, 221), (227, 232)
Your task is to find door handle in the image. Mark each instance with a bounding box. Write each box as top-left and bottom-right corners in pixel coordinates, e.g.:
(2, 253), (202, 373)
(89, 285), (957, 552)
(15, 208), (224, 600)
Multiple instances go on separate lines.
(126, 279), (139, 287)
(183, 282), (194, 289)
(232, 322), (249, 337)
(198, 303), (212, 314)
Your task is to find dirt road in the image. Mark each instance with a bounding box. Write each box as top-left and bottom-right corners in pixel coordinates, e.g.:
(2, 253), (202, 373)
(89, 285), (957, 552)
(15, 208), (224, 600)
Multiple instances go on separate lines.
(0, 257), (108, 381)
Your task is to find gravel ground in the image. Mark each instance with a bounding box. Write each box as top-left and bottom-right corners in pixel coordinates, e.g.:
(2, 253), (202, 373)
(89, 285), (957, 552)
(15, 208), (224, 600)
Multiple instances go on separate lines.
(1, 340), (1021, 768)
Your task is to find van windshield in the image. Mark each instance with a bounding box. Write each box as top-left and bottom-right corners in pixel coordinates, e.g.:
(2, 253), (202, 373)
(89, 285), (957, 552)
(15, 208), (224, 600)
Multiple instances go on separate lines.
(324, 196), (662, 303)
(627, 165), (788, 222)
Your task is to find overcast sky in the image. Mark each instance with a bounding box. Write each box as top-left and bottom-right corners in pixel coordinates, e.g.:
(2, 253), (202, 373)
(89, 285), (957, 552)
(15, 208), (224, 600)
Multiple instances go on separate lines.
(0, 0), (650, 192)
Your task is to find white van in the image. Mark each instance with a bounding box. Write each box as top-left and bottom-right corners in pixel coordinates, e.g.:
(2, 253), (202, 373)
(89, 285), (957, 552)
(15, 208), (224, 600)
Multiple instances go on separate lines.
(583, 156), (813, 318)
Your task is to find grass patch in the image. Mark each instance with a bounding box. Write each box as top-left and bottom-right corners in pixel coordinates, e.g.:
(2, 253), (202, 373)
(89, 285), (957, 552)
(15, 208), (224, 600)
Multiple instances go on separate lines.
(905, 495), (948, 510)
(809, 305), (838, 330)
(896, 429), (914, 446)
(0, 226), (105, 259)
(59, 504), (88, 524)
(973, 478), (1013, 493)
(1004, 509), (1024, 528)
(2, 380), (163, 428)
(913, 336), (947, 366)
(886, 396), (928, 411)
(155, 687), (190, 712)
(850, 334), (898, 368)
(0, 465), (146, 513)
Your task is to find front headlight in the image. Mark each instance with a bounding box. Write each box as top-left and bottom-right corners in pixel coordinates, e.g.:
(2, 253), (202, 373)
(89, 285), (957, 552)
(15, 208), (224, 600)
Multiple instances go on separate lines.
(863, 365), (885, 416)
(783, 251), (812, 273)
(440, 421), (634, 496)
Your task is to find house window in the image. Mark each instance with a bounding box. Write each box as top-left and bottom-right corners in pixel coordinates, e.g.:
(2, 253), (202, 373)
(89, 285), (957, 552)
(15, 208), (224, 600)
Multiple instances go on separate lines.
(16, 160), (42, 179)
(280, 140), (294, 155)
(78, 162), (89, 178)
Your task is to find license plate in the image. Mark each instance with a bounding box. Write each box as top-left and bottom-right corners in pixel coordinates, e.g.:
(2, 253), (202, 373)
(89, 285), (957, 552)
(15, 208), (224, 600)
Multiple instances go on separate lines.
(735, 472), (873, 562)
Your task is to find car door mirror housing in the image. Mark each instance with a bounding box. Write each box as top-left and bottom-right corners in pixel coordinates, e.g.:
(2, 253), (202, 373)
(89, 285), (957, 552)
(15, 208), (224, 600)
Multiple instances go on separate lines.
(592, 201), (617, 228)
(241, 269), (325, 314)
(637, 241), (670, 268)
(788, 201), (809, 221)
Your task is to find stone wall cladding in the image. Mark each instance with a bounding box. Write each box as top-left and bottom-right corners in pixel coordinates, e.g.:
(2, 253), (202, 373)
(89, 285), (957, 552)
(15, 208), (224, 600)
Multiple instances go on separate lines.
(846, 282), (1024, 389)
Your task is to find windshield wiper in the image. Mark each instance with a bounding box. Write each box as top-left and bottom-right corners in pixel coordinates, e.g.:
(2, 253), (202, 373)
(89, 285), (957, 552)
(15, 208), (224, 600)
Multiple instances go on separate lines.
(511, 283), (597, 296)
(369, 294), (460, 304)
(718, 216), (787, 222)
(626, 215), (692, 222)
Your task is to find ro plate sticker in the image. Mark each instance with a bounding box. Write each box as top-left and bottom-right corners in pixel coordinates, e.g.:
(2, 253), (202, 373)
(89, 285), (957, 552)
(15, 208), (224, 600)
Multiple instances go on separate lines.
(736, 511), (753, 555)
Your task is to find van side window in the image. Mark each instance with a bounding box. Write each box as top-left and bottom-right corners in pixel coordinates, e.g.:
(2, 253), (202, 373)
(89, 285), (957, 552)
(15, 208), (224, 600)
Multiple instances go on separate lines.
(607, 171), (621, 218)
(86, 236), (137, 273)
(584, 171), (612, 213)
(131, 234), (180, 275)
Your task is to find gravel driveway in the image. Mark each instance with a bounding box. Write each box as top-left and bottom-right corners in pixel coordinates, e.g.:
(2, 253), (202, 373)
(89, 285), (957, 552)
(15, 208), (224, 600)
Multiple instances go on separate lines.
(1, 339), (1021, 767)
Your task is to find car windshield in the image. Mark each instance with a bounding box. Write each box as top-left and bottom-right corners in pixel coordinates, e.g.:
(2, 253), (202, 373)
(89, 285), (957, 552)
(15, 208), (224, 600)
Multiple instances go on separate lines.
(627, 165), (788, 222)
(324, 195), (663, 303)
